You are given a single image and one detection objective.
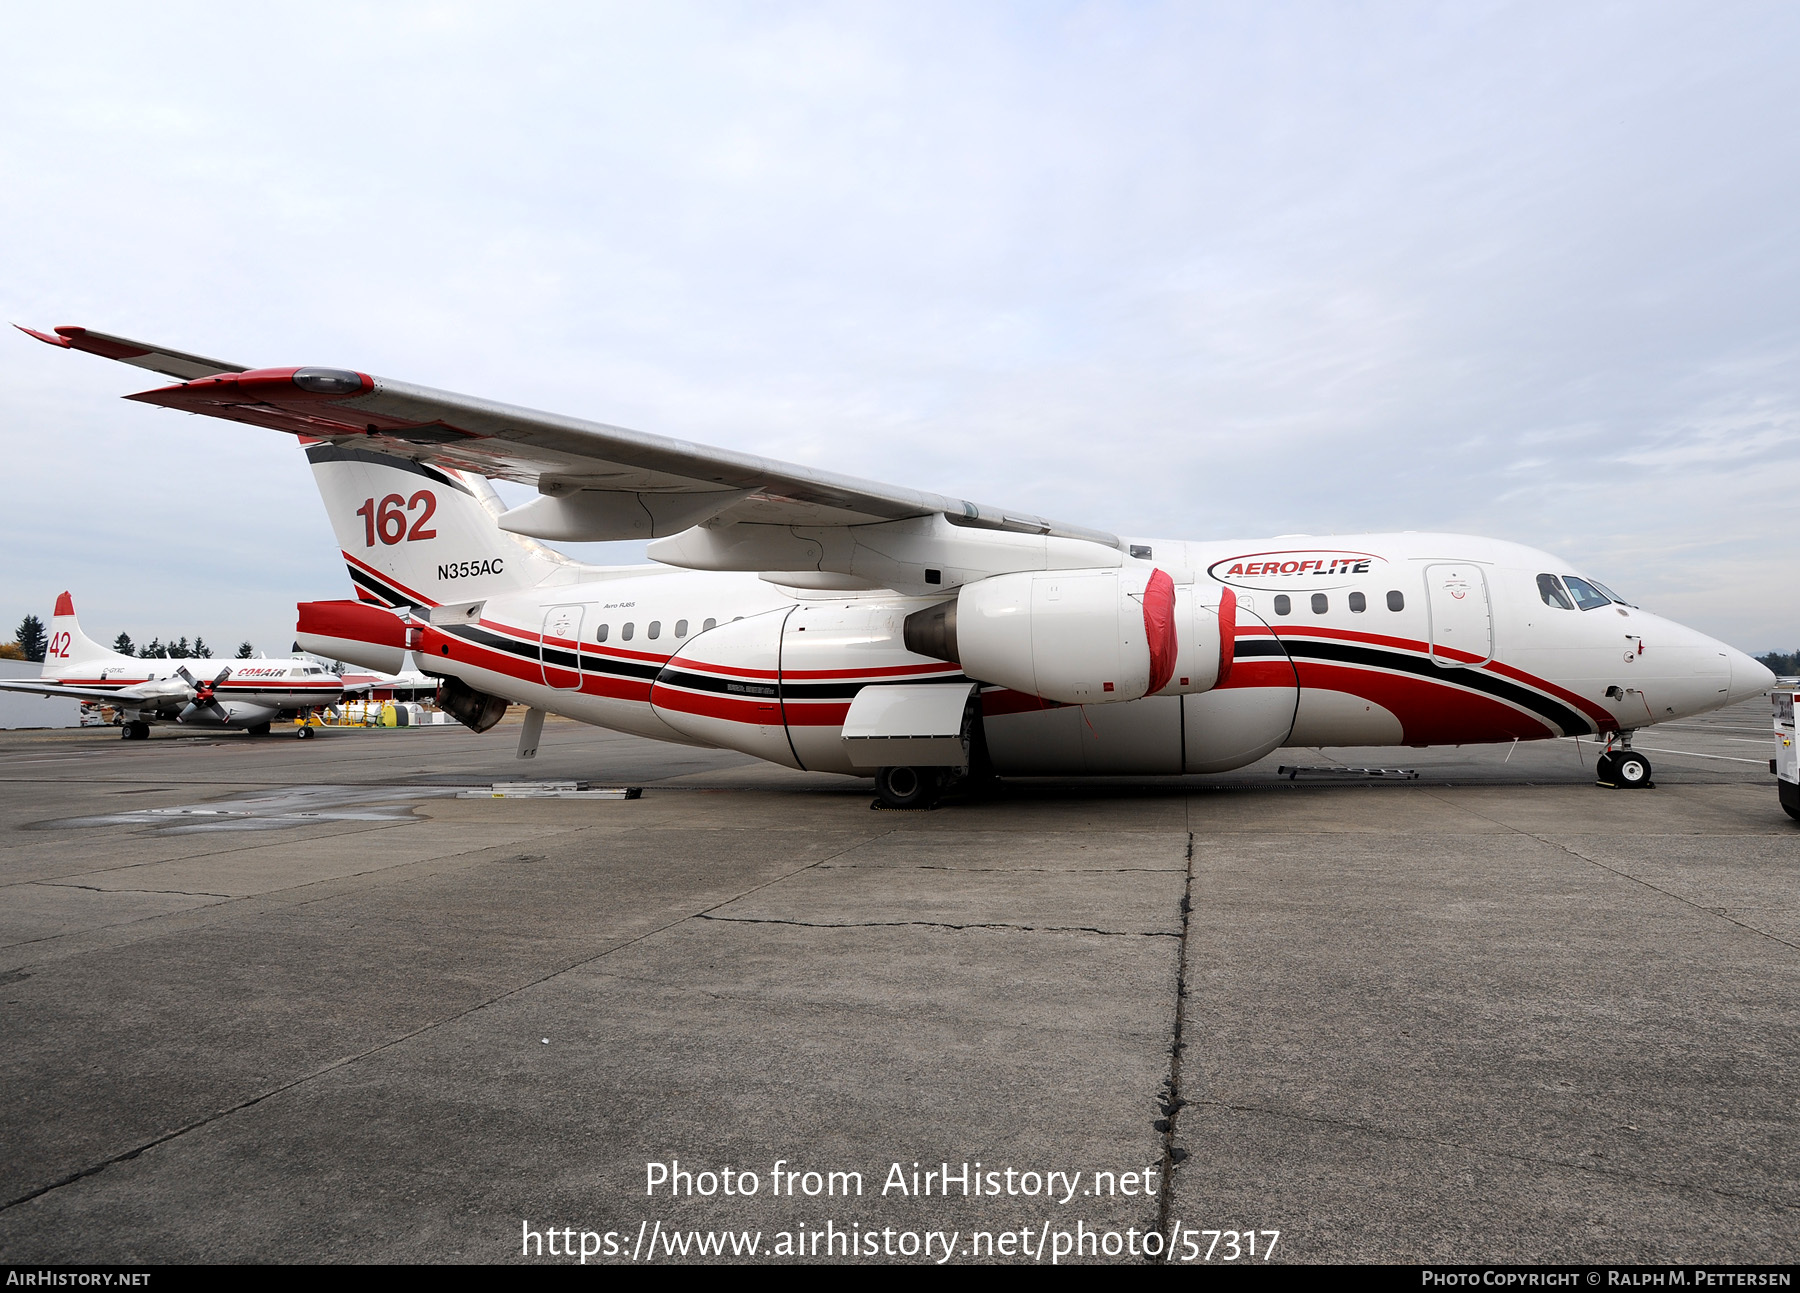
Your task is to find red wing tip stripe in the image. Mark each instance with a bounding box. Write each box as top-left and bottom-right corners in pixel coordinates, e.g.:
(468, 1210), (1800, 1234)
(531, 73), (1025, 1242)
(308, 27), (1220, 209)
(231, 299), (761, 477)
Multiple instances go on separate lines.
(18, 324), (71, 348)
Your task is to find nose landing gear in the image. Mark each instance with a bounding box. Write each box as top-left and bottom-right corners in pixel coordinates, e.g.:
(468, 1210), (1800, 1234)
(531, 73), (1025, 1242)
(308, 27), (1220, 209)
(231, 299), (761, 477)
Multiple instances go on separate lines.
(1595, 733), (1654, 789)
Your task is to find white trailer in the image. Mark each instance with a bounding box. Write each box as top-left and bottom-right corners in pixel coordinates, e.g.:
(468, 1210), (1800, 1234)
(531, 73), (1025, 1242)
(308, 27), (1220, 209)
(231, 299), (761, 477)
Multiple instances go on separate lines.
(1776, 691), (1799, 822)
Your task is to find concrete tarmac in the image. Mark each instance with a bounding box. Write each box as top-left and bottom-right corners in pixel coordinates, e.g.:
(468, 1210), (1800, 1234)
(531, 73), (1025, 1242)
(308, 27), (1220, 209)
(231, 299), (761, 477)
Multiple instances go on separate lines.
(0, 701), (1794, 1264)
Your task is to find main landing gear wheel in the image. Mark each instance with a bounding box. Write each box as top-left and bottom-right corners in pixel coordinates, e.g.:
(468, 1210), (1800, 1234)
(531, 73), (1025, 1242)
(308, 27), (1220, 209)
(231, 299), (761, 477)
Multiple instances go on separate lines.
(295, 726), (316, 740)
(247, 722), (272, 737)
(121, 721), (150, 741)
(1596, 749), (1653, 789)
(874, 766), (940, 810)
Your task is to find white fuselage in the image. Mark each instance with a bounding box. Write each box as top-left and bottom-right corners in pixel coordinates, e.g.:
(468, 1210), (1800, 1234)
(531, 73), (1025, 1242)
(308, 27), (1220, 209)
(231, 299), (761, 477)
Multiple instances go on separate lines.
(39, 652), (349, 727)
(395, 533), (1768, 777)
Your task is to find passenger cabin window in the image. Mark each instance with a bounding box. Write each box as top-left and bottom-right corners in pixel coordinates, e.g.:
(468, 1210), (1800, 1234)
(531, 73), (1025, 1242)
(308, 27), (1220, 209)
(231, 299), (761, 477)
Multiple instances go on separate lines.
(675, 619), (688, 637)
(1273, 594), (1291, 616)
(1311, 593), (1328, 614)
(1563, 576), (1611, 612)
(596, 624), (608, 642)
(1386, 590), (1404, 612)
(1348, 592), (1366, 613)
(704, 618), (717, 631)
(622, 622), (634, 641)
(1537, 574), (1575, 610)
(648, 620), (662, 640)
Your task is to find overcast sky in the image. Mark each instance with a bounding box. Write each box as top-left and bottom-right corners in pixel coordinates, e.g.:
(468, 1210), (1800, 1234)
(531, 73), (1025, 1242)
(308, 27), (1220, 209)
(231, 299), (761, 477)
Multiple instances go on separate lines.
(2, 2), (1795, 655)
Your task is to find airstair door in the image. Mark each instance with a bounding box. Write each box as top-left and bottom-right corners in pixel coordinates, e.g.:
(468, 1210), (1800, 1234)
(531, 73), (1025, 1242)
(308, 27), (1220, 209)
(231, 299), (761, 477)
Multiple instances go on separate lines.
(1424, 564), (1492, 667)
(540, 605), (586, 690)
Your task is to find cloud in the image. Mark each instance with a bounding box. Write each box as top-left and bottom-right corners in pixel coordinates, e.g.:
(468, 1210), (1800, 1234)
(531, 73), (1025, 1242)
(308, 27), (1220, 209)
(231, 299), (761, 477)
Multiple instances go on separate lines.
(1, 2), (1795, 651)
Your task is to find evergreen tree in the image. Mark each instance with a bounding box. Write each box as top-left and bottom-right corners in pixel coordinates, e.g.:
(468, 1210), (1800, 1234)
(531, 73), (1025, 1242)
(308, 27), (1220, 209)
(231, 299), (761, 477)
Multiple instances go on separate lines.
(112, 632), (135, 656)
(14, 615), (46, 663)
(235, 641), (255, 659)
(1758, 651), (1800, 677)
(170, 637), (190, 660)
(140, 638), (167, 659)
(191, 637), (211, 659)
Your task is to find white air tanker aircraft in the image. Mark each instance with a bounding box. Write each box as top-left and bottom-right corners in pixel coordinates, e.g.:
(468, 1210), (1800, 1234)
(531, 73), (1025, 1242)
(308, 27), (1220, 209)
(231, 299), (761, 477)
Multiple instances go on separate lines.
(0, 592), (354, 738)
(22, 325), (1774, 804)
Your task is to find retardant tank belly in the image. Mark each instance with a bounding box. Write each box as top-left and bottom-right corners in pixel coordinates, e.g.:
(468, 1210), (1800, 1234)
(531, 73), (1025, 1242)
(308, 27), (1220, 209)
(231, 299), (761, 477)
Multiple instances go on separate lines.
(982, 694), (1184, 775)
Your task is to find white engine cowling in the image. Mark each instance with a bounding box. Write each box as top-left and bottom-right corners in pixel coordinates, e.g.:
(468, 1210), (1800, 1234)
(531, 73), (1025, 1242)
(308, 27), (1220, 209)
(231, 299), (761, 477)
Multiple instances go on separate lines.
(951, 568), (1222, 705)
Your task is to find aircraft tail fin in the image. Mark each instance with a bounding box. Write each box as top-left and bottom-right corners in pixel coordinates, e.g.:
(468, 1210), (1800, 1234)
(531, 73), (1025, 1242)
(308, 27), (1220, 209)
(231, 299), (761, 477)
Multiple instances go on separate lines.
(44, 592), (132, 676)
(302, 442), (568, 610)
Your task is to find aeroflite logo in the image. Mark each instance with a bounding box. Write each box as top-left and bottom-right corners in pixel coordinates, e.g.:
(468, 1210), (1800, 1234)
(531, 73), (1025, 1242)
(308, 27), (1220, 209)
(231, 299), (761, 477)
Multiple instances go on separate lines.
(1207, 550), (1388, 591)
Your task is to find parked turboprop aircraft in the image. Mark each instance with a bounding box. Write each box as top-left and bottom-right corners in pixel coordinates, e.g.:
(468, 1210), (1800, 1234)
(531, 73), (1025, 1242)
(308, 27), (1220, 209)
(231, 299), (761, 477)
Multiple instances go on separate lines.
(22, 324), (1774, 802)
(0, 591), (355, 739)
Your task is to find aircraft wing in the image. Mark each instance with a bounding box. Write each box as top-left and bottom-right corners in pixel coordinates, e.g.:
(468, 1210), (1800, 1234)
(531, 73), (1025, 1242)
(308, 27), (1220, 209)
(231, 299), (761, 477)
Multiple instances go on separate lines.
(0, 679), (172, 705)
(15, 325), (247, 381)
(19, 325), (1118, 549)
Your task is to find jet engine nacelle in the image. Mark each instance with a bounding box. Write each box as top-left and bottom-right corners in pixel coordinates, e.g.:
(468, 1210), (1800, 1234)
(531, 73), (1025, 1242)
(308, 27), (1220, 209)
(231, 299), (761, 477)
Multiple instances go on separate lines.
(909, 568), (1223, 706)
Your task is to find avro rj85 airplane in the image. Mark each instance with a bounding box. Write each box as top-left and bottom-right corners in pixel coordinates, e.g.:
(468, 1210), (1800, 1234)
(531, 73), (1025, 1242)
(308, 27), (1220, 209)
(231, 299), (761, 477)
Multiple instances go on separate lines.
(23, 324), (1773, 804)
(0, 592), (355, 738)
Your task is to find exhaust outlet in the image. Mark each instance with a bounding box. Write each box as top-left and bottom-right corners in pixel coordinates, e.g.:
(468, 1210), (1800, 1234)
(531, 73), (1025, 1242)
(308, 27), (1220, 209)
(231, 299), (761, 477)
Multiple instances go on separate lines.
(903, 598), (959, 663)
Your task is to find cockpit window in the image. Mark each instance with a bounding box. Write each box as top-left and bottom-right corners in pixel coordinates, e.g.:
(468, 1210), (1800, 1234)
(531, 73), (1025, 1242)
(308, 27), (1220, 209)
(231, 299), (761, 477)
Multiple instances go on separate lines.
(1563, 576), (1612, 612)
(1536, 574), (1574, 610)
(1589, 579), (1635, 608)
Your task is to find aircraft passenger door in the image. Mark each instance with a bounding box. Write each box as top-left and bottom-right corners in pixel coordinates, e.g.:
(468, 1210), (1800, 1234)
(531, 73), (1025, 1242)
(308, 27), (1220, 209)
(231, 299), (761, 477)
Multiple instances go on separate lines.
(1424, 564), (1492, 667)
(540, 604), (586, 690)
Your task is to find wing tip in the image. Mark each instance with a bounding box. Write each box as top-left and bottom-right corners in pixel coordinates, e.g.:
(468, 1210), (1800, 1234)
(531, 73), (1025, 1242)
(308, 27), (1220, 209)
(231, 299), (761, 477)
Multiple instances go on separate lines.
(15, 324), (71, 349)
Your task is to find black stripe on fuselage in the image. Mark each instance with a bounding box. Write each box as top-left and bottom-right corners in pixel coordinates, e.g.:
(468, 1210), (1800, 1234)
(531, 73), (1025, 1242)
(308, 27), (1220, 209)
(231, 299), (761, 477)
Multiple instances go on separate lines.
(651, 667), (968, 701)
(1232, 638), (1289, 659)
(444, 622), (966, 701)
(306, 443), (473, 495)
(1276, 635), (1595, 736)
(442, 623), (663, 683)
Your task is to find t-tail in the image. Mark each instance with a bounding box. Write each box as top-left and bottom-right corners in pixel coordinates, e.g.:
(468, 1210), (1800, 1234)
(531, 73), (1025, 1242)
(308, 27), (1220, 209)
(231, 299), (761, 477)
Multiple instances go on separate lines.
(302, 440), (567, 610)
(42, 592), (136, 677)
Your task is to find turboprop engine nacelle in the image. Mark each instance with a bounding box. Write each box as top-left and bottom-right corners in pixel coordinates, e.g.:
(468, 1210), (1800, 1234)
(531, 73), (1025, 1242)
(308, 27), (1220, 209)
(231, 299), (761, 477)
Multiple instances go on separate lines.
(907, 568), (1224, 706)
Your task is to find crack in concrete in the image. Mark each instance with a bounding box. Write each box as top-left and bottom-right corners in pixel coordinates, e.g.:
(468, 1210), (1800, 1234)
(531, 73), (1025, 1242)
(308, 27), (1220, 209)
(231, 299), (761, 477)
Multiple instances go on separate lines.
(1420, 788), (1800, 955)
(0, 825), (898, 1216)
(696, 913), (1176, 938)
(818, 863), (1182, 874)
(1536, 836), (1800, 956)
(32, 883), (232, 899)
(1183, 1098), (1800, 1213)
(0, 826), (596, 964)
(1152, 831), (1196, 1260)
(0, 817), (421, 891)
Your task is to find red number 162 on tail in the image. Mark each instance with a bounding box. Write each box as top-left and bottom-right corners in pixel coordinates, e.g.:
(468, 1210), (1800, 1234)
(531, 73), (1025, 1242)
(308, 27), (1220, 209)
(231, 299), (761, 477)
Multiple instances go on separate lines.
(354, 492), (437, 546)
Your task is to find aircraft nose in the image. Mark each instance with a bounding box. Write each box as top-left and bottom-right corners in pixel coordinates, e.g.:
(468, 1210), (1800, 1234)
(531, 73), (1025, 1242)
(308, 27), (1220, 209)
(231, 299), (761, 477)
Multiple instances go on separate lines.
(1726, 647), (1777, 705)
